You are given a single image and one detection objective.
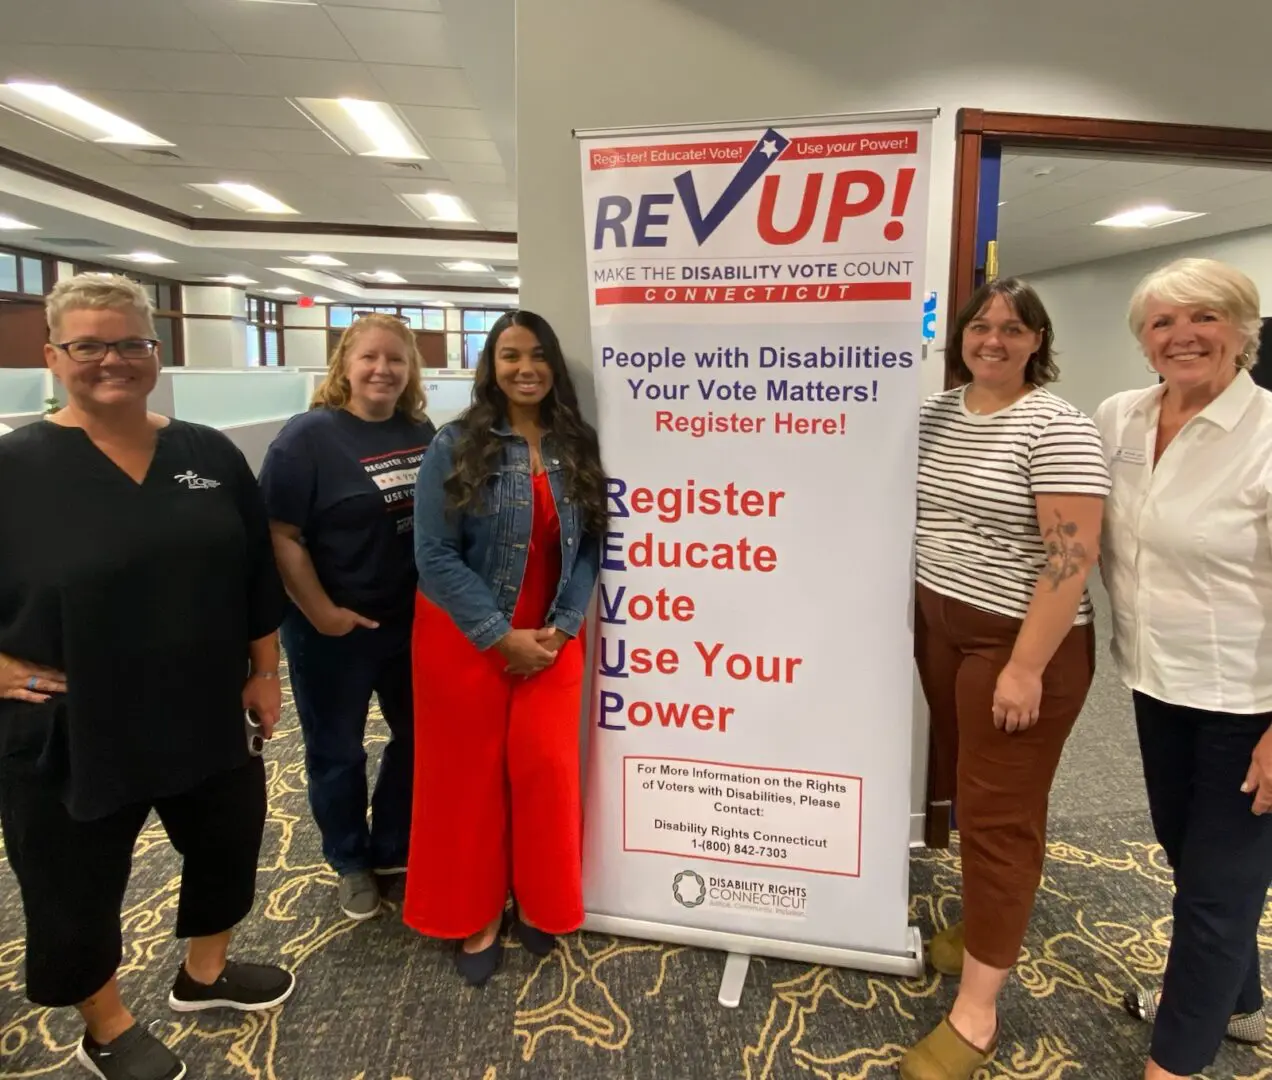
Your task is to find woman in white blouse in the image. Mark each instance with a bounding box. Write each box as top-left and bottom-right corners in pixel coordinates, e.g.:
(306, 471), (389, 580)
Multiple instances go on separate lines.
(1096, 257), (1272, 1080)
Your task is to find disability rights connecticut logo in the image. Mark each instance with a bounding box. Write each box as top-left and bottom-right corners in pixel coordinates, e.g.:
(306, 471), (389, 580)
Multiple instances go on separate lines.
(672, 869), (706, 908)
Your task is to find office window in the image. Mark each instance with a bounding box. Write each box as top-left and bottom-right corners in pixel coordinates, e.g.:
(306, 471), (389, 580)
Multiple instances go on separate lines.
(247, 296), (285, 367)
(402, 308), (423, 330)
(330, 306), (354, 328)
(0, 253), (17, 293)
(422, 309), (445, 331)
(458, 308), (509, 370)
(20, 257), (43, 295)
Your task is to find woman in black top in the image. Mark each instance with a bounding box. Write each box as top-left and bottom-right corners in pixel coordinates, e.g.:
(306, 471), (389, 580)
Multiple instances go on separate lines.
(0, 274), (295, 1080)
(259, 313), (435, 922)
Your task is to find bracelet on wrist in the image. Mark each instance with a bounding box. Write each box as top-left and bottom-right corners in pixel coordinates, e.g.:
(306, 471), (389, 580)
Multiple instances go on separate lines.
(250, 670), (279, 680)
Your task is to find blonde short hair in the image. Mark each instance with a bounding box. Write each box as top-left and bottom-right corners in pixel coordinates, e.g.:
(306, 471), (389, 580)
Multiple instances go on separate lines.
(45, 273), (157, 340)
(1128, 257), (1262, 369)
(311, 313), (429, 421)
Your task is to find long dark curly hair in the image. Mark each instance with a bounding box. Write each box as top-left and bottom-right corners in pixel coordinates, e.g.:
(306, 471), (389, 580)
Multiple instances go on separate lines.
(443, 310), (608, 535)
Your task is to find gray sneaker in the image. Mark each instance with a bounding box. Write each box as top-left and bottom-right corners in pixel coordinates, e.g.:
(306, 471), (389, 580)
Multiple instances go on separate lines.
(337, 870), (381, 921)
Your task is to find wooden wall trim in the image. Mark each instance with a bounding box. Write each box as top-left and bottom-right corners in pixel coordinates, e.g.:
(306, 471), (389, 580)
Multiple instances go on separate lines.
(0, 145), (517, 244)
(181, 313), (244, 322)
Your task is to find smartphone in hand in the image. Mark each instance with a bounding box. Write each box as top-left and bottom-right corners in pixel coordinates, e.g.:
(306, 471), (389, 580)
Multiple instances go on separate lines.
(246, 709), (265, 757)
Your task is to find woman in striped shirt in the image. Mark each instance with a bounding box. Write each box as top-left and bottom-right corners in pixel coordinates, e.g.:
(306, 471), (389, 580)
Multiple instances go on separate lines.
(901, 278), (1110, 1080)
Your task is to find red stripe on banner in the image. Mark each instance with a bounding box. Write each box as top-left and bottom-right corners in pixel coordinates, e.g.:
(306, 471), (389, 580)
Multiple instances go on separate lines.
(595, 282), (912, 305)
(589, 141), (753, 170)
(780, 130), (919, 160)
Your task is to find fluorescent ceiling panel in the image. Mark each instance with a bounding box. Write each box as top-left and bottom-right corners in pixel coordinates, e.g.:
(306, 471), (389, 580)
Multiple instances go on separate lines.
(398, 192), (476, 223)
(0, 82), (172, 146)
(442, 260), (492, 273)
(499, 276), (520, 288)
(188, 182), (298, 214)
(0, 213), (37, 230)
(360, 270), (408, 283)
(114, 251), (174, 264)
(208, 275), (258, 285)
(1094, 205), (1206, 229)
(292, 97), (428, 159)
(287, 254), (346, 267)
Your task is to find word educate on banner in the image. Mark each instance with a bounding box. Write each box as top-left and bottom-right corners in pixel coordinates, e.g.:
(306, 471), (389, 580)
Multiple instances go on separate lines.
(590, 126), (917, 252)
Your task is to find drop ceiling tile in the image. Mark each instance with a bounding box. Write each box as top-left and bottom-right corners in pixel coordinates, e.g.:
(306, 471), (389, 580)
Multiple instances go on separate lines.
(440, 162), (507, 184)
(0, 45), (170, 92)
(1057, 159), (1188, 189)
(134, 50), (271, 94)
(369, 63), (475, 107)
(268, 152), (450, 179)
(89, 91), (311, 130)
(326, 8), (454, 66)
(185, 0), (359, 61)
(326, 0), (442, 9)
(396, 105), (489, 140)
(4, 0), (230, 51)
(235, 56), (385, 98)
(421, 138), (501, 165)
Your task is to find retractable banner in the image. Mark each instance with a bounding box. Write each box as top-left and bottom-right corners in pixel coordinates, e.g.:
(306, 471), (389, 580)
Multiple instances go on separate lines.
(576, 112), (932, 977)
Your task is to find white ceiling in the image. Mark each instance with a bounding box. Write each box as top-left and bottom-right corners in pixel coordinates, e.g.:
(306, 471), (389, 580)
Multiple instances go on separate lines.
(998, 150), (1272, 276)
(0, 0), (520, 298)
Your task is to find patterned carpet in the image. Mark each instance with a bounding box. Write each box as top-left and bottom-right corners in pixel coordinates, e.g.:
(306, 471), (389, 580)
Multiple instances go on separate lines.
(1, 666), (1270, 1079)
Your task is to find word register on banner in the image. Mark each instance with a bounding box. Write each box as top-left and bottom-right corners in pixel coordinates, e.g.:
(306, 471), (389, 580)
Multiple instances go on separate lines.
(578, 115), (931, 966)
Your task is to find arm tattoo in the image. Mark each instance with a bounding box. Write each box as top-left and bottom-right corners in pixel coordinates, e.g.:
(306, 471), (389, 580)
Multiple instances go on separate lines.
(1042, 509), (1087, 591)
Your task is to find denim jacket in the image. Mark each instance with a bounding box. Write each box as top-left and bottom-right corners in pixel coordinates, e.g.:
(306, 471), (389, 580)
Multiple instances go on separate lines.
(413, 420), (601, 650)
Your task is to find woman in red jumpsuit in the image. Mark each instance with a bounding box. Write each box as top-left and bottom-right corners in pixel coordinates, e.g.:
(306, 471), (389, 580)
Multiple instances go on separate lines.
(405, 311), (607, 985)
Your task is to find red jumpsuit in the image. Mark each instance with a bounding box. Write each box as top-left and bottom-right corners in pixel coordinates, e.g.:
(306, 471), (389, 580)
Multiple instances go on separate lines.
(404, 471), (585, 937)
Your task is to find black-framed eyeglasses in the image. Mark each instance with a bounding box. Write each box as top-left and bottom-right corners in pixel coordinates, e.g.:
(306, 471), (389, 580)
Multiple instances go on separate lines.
(52, 338), (160, 363)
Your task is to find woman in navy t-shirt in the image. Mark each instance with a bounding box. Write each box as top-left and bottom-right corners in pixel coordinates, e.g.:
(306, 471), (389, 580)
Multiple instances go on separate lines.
(259, 314), (435, 921)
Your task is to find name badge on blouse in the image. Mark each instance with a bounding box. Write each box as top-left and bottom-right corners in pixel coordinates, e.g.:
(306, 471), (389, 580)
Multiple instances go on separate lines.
(1113, 446), (1147, 465)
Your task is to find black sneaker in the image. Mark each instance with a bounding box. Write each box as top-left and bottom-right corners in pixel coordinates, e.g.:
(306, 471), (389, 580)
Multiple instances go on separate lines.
(76, 1024), (186, 1080)
(168, 961), (295, 1013)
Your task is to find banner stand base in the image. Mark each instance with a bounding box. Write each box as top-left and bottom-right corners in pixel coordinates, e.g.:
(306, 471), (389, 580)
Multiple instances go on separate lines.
(582, 914), (925, 1006)
(718, 952), (750, 1008)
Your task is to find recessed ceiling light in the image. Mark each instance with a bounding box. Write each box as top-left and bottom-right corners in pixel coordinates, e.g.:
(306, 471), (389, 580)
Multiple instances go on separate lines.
(208, 275), (257, 285)
(188, 182), (298, 214)
(0, 213), (37, 230)
(291, 97), (428, 159)
(499, 276), (520, 288)
(311, 295), (335, 303)
(360, 270), (408, 284)
(270, 287), (300, 296)
(1094, 205), (1206, 229)
(398, 192), (476, 223)
(114, 251), (174, 265)
(0, 82), (172, 146)
(442, 260), (492, 274)
(286, 254), (346, 267)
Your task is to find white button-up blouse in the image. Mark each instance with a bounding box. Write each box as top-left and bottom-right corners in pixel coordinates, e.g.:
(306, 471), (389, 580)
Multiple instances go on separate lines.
(1095, 370), (1272, 714)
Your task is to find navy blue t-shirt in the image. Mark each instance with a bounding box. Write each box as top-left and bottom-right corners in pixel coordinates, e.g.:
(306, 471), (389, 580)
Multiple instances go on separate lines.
(260, 407), (436, 622)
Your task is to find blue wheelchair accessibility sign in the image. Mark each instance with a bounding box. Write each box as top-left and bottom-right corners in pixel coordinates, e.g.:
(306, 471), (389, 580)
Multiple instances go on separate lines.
(922, 292), (937, 342)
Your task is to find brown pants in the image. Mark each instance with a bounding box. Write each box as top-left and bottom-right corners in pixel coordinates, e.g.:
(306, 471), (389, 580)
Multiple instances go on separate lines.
(915, 583), (1095, 969)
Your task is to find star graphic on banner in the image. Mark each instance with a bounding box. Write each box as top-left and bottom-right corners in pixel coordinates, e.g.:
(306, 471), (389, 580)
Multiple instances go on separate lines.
(759, 138), (779, 158)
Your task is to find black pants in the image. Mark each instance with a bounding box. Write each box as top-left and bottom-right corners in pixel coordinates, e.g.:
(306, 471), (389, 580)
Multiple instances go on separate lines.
(281, 609), (414, 875)
(1134, 692), (1272, 1076)
(0, 757), (266, 1008)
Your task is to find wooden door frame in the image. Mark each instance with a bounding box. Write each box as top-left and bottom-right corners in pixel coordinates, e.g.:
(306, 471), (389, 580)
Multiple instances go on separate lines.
(927, 109), (1272, 847)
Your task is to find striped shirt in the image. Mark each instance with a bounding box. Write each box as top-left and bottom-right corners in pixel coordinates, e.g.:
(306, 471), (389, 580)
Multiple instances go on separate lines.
(916, 386), (1111, 623)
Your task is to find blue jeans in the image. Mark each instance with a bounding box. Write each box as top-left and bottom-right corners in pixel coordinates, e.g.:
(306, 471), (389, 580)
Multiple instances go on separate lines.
(1135, 692), (1272, 1076)
(282, 608), (414, 875)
